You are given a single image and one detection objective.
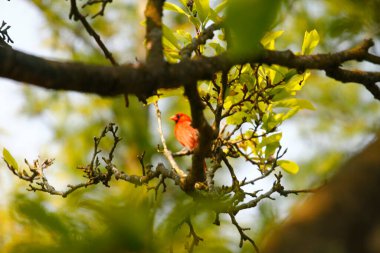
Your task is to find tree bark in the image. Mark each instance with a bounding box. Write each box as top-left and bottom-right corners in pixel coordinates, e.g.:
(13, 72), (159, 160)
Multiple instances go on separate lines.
(1, 39), (379, 100)
(262, 133), (380, 253)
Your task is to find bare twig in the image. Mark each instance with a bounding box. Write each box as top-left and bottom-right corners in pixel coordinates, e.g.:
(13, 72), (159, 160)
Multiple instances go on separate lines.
(185, 217), (203, 253)
(172, 148), (193, 157)
(3, 123), (182, 197)
(69, 0), (118, 66)
(229, 212), (259, 252)
(180, 22), (222, 59)
(82, 0), (113, 18)
(154, 101), (187, 178)
(240, 147), (287, 186)
(147, 174), (167, 199)
(0, 21), (13, 48)
(138, 151), (146, 176)
(221, 152), (239, 187)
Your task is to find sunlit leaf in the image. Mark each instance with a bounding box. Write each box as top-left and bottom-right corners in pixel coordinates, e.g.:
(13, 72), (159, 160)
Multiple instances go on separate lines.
(146, 88), (184, 104)
(164, 2), (189, 17)
(258, 133), (282, 149)
(261, 30), (284, 50)
(286, 71), (311, 91)
(208, 42), (225, 54)
(189, 15), (201, 30)
(278, 160), (300, 174)
(163, 24), (180, 50)
(194, 0), (210, 24)
(281, 107), (300, 121)
(215, 0), (228, 14)
(265, 142), (279, 158)
(208, 8), (223, 23)
(274, 98), (315, 110)
(301, 29), (320, 55)
(226, 111), (252, 125)
(176, 30), (192, 45)
(3, 148), (18, 170)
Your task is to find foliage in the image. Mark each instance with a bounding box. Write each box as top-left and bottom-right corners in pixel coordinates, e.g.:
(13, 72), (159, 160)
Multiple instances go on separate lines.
(0, 0), (379, 253)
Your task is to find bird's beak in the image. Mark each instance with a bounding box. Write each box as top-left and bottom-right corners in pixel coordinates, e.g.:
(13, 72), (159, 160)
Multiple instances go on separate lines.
(170, 115), (177, 121)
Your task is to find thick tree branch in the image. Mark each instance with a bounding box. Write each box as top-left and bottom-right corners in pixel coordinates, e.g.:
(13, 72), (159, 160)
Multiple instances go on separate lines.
(325, 67), (380, 98)
(141, 0), (165, 102)
(262, 134), (380, 253)
(145, 0), (165, 66)
(0, 39), (380, 100)
(184, 81), (213, 188)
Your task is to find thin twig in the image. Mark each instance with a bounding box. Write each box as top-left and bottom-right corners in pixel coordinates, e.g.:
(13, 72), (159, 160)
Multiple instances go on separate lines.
(69, 0), (118, 66)
(229, 212), (259, 252)
(82, 0), (113, 18)
(185, 217), (203, 253)
(180, 22), (222, 59)
(154, 101), (187, 178)
(220, 152), (239, 187)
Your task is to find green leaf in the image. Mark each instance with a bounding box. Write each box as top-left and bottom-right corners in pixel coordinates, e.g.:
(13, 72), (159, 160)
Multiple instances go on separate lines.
(215, 0), (228, 14)
(226, 111), (251, 125)
(194, 0), (210, 24)
(208, 42), (225, 54)
(225, 0), (281, 59)
(164, 2), (189, 17)
(258, 132), (282, 149)
(261, 30), (284, 50)
(278, 160), (299, 174)
(189, 15), (201, 30)
(301, 29), (319, 55)
(3, 147), (18, 170)
(285, 71), (311, 92)
(281, 107), (300, 121)
(283, 69), (298, 82)
(273, 98), (315, 110)
(208, 8), (223, 23)
(146, 88), (184, 104)
(265, 142), (280, 158)
(163, 24), (180, 50)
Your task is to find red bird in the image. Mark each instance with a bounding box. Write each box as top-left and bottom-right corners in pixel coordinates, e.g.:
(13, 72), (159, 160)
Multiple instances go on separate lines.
(170, 113), (199, 151)
(170, 113), (207, 174)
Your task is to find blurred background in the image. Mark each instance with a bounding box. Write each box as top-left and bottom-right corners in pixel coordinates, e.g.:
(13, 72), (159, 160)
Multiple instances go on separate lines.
(0, 0), (379, 252)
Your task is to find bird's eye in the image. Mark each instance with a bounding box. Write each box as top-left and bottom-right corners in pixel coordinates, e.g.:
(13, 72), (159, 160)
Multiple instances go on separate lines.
(176, 114), (180, 119)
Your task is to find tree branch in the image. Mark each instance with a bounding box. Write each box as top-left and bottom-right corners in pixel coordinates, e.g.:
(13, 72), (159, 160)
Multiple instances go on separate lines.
(82, 0), (113, 18)
(262, 133), (380, 253)
(229, 212), (259, 252)
(0, 21), (13, 47)
(3, 123), (181, 197)
(69, 0), (118, 66)
(180, 22), (222, 59)
(145, 0), (165, 66)
(1, 39), (380, 100)
(183, 80), (214, 189)
(154, 102), (187, 179)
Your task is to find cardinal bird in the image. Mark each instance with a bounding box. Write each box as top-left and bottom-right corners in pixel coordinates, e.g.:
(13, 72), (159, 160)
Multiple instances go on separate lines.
(170, 113), (207, 174)
(170, 113), (199, 151)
